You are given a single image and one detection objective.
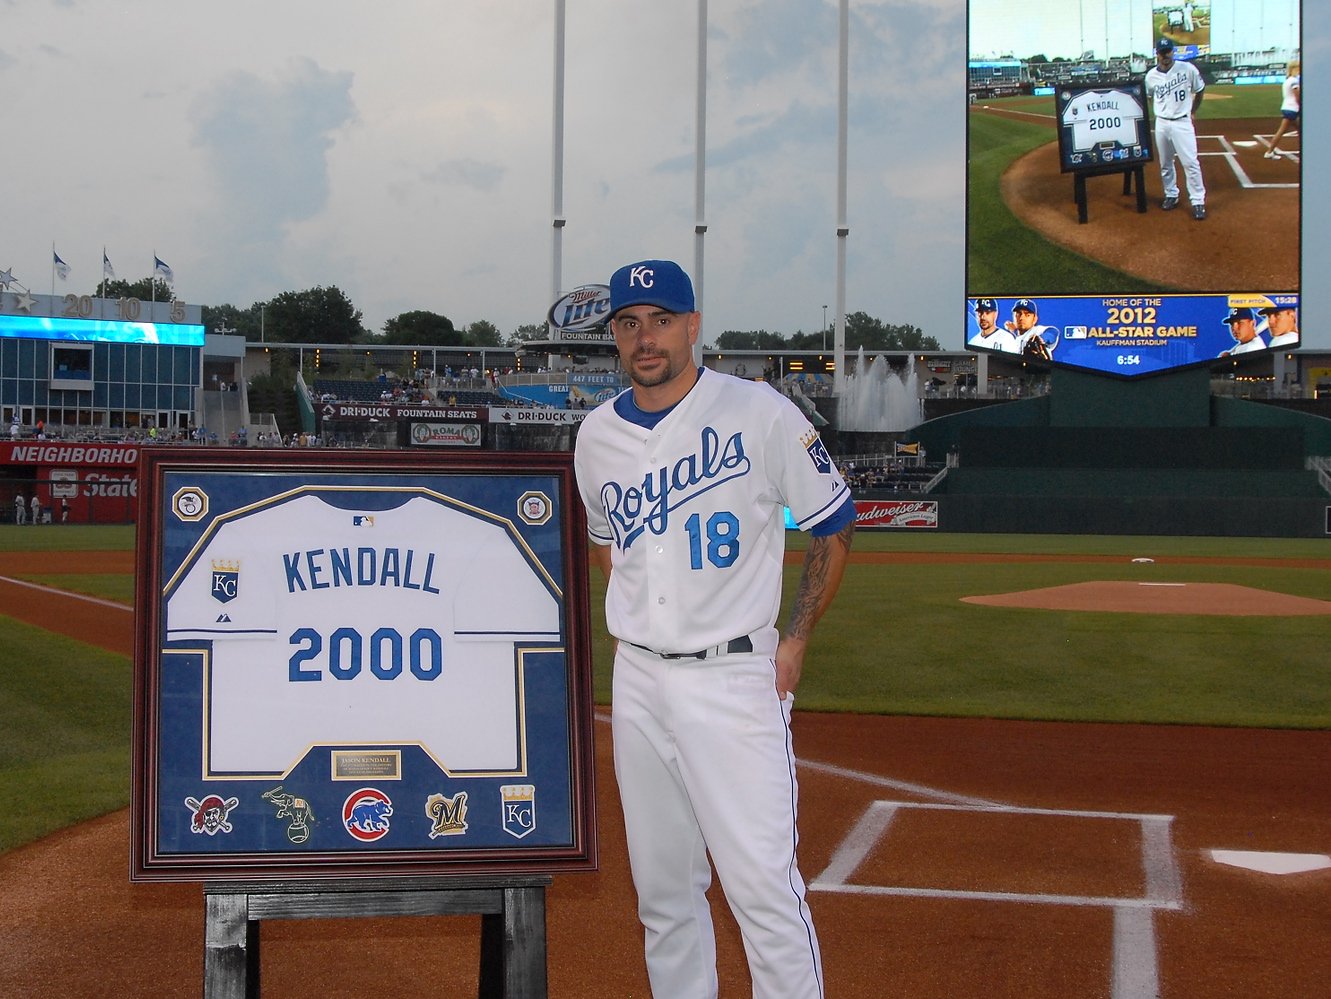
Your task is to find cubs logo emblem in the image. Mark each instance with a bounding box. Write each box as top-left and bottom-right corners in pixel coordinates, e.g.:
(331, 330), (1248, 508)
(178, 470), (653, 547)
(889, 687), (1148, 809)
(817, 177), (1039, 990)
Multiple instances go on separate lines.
(500, 784), (536, 839)
(185, 794), (239, 836)
(342, 787), (393, 843)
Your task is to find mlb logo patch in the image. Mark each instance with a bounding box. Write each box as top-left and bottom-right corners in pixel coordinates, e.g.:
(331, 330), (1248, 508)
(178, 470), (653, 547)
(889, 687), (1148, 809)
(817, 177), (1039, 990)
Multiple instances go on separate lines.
(352, 514), (375, 527)
(801, 430), (833, 474)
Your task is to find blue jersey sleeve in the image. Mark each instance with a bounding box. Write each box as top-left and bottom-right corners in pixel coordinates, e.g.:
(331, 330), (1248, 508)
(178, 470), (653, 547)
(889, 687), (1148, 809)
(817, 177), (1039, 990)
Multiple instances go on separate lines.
(810, 495), (856, 536)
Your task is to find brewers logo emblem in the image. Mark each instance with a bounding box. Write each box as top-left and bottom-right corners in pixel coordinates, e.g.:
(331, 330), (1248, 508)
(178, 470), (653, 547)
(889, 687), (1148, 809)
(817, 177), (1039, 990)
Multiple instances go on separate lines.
(185, 794), (240, 836)
(210, 559), (239, 603)
(426, 791), (470, 838)
(342, 787), (394, 842)
(500, 784), (536, 839)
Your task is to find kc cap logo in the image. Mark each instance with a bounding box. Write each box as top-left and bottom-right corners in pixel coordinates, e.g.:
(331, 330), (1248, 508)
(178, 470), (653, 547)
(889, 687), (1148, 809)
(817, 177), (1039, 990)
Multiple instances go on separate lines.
(609, 259), (695, 317)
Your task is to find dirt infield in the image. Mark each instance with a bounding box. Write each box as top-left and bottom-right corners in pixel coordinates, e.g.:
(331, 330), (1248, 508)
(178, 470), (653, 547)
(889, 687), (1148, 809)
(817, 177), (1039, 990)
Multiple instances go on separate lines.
(2, 556), (1330, 997)
(984, 107), (1299, 290)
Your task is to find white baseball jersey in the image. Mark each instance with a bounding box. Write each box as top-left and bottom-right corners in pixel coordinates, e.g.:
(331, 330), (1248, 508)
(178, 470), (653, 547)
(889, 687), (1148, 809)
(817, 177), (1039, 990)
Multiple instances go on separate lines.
(1061, 89), (1145, 150)
(165, 492), (561, 777)
(1146, 60), (1204, 120)
(1281, 75), (1300, 113)
(574, 368), (849, 655)
(970, 327), (1020, 352)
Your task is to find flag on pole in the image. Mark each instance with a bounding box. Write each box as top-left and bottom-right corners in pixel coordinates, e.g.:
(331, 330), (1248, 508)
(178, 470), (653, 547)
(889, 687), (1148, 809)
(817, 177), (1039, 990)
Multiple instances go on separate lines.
(53, 251), (70, 281)
(153, 255), (174, 283)
(103, 251), (115, 280)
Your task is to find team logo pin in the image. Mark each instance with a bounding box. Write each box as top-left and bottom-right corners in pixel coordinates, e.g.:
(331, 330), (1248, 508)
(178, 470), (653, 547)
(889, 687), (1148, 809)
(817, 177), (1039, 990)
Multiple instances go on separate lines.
(426, 791), (470, 838)
(500, 784), (536, 839)
(342, 787), (394, 842)
(261, 785), (316, 844)
(185, 794), (239, 836)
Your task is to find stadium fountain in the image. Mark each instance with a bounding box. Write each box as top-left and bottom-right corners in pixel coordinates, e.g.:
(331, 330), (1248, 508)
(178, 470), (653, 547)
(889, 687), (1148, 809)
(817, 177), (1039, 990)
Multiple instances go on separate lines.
(838, 347), (922, 431)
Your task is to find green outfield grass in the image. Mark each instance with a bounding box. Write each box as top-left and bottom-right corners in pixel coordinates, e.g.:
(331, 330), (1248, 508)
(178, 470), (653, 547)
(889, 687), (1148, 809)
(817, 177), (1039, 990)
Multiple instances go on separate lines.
(2, 525), (1328, 852)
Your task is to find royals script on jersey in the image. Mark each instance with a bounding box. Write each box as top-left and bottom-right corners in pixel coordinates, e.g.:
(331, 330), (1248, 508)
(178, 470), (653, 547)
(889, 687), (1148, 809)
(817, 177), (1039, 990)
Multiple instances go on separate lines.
(1145, 59), (1204, 119)
(574, 369), (849, 654)
(164, 492), (562, 777)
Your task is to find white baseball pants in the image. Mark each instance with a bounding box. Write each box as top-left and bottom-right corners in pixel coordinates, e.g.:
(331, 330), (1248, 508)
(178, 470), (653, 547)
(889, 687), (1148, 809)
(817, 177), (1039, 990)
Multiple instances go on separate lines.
(611, 643), (824, 999)
(1156, 117), (1206, 205)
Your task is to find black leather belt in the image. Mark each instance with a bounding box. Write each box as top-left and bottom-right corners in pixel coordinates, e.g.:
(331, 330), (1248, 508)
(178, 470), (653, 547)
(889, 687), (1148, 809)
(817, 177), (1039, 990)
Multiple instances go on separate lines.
(626, 635), (754, 660)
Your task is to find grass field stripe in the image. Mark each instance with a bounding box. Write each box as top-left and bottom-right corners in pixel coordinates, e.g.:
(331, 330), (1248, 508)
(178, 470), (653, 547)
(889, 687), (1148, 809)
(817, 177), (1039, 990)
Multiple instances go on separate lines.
(1112, 905), (1161, 999)
(0, 575), (132, 611)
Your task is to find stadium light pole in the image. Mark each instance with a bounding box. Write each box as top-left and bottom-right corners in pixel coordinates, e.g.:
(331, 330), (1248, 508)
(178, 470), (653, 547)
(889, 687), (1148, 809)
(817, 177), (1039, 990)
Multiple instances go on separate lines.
(822, 305), (828, 350)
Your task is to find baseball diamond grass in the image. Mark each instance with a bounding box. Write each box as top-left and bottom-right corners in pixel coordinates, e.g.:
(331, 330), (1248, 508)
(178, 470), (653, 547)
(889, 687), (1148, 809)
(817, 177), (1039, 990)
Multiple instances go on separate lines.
(1, 525), (1328, 852)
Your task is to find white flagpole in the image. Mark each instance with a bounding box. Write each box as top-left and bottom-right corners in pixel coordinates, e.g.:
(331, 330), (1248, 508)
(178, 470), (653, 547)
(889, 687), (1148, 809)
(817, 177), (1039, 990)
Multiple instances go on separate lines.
(152, 251), (157, 305)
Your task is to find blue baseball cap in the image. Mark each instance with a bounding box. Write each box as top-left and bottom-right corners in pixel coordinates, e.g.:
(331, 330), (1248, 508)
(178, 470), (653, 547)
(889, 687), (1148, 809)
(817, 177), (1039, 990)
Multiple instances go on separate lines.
(1013, 298), (1038, 313)
(1222, 307), (1255, 324)
(609, 260), (695, 318)
(973, 298), (998, 312)
(1156, 37), (1175, 53)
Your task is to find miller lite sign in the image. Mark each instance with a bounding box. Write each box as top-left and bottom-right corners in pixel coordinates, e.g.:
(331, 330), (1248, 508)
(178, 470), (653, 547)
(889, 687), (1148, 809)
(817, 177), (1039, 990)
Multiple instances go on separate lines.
(547, 284), (612, 341)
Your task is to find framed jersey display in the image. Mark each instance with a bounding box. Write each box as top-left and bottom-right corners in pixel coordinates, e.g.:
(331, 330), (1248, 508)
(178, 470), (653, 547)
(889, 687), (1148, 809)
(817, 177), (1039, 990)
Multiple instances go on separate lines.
(1055, 82), (1152, 173)
(130, 448), (596, 881)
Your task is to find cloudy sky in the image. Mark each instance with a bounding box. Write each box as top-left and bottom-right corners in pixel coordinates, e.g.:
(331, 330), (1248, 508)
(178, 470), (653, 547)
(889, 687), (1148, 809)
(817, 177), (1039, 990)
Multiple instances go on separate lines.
(2, 0), (1324, 347)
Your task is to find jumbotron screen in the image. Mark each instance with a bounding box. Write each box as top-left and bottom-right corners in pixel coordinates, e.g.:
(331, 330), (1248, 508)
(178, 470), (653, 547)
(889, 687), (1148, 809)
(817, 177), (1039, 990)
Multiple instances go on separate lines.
(966, 0), (1301, 377)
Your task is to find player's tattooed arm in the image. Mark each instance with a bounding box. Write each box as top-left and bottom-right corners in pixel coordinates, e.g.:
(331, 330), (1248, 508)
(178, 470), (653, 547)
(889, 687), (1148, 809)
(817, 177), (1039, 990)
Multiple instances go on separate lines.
(776, 521), (855, 698)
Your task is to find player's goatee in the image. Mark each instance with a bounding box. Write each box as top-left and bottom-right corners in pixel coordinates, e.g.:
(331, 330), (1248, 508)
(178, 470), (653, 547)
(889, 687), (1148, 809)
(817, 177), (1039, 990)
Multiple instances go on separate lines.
(629, 353), (676, 387)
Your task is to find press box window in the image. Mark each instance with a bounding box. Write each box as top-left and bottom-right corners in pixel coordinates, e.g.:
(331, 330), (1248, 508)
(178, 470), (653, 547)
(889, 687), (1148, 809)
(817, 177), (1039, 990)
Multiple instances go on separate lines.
(50, 343), (94, 391)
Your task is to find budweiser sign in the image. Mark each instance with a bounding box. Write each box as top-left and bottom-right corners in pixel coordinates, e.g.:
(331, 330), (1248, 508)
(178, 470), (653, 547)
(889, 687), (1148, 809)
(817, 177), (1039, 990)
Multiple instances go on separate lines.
(853, 500), (938, 529)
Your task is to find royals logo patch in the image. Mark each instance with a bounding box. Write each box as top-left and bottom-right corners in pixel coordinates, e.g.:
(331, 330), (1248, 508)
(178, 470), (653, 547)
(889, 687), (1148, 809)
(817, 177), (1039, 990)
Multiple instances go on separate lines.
(500, 784), (536, 839)
(210, 559), (239, 604)
(801, 430), (833, 474)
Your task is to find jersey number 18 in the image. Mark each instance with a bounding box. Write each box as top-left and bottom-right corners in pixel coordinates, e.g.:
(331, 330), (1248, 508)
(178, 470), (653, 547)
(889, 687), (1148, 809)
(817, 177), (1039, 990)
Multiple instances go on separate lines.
(685, 511), (740, 569)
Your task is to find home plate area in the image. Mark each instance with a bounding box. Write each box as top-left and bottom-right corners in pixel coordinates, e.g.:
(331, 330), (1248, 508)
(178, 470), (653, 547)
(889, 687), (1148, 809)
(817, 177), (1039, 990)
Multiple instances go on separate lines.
(811, 796), (1180, 999)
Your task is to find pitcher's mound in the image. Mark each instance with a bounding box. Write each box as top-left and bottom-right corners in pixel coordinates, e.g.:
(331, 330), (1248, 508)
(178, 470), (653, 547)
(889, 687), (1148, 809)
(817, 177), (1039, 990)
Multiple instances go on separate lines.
(963, 581), (1331, 616)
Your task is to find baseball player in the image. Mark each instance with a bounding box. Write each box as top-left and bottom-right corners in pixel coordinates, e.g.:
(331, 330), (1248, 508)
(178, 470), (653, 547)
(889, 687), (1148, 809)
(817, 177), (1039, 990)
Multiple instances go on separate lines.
(1260, 305), (1300, 348)
(1218, 307), (1267, 357)
(1146, 37), (1207, 220)
(969, 298), (1019, 352)
(574, 259), (855, 998)
(1005, 299), (1057, 359)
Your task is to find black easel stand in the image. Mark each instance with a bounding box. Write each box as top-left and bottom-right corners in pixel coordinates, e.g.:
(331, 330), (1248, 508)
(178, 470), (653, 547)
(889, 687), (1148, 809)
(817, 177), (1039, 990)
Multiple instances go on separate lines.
(1073, 163), (1147, 223)
(203, 875), (551, 998)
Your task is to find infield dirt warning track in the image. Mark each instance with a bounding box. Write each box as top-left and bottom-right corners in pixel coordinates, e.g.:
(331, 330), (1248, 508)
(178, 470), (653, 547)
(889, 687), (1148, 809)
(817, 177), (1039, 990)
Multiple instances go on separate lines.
(1, 558), (1329, 997)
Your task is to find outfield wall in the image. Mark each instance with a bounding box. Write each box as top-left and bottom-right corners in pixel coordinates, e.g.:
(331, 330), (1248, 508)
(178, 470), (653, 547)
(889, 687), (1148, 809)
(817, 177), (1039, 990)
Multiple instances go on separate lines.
(910, 369), (1331, 537)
